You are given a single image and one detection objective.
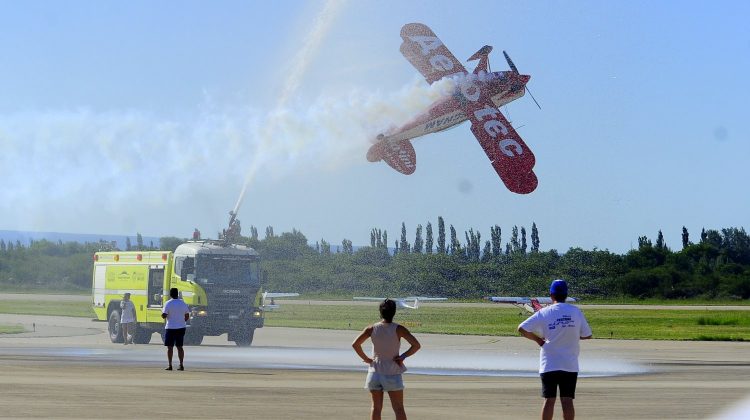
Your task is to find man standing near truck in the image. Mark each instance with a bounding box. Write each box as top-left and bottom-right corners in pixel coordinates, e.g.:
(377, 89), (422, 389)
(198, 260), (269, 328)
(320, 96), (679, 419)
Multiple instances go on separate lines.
(162, 288), (190, 371)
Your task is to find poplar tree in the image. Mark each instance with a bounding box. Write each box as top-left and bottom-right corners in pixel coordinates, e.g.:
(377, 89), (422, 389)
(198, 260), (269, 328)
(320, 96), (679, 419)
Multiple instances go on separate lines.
(521, 227), (527, 254)
(490, 225), (502, 257)
(510, 226), (520, 253)
(482, 240), (492, 262)
(437, 216), (446, 254)
(656, 230), (666, 250)
(320, 239), (331, 255)
(400, 222), (410, 254)
(682, 226), (690, 249)
(342, 239), (353, 255)
(425, 222), (433, 254)
(413, 224), (423, 254)
(531, 222), (540, 253)
(449, 225), (461, 255)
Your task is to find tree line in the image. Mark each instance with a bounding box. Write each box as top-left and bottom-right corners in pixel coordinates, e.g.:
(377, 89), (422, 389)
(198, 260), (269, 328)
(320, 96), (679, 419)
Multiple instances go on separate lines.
(0, 222), (748, 300)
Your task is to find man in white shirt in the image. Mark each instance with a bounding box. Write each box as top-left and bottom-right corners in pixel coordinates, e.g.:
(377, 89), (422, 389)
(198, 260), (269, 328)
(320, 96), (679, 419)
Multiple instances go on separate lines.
(119, 293), (137, 345)
(161, 288), (190, 371)
(518, 279), (593, 420)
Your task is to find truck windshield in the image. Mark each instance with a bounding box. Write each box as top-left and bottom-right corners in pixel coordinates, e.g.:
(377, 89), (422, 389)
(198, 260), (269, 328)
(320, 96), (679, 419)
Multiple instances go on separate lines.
(195, 255), (259, 285)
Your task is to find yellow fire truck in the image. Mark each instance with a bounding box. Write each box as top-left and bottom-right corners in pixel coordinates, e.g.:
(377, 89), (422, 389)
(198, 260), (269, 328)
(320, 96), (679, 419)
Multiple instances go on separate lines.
(92, 241), (264, 346)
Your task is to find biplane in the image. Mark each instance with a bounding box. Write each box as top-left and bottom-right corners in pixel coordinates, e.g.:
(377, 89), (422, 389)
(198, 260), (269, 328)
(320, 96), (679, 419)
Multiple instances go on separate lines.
(367, 23), (539, 194)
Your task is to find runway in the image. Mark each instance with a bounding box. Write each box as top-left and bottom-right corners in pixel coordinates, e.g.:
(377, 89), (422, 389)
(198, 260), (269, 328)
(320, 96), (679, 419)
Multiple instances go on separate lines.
(1, 312), (750, 418)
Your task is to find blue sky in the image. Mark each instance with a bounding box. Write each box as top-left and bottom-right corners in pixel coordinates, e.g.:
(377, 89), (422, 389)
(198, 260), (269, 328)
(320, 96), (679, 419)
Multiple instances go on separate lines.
(0, 0), (748, 253)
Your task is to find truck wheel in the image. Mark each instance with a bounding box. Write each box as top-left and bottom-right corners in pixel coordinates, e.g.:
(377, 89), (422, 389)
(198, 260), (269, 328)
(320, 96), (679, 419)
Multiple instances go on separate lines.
(183, 330), (204, 346)
(108, 309), (123, 343)
(233, 328), (255, 347)
(132, 325), (152, 344)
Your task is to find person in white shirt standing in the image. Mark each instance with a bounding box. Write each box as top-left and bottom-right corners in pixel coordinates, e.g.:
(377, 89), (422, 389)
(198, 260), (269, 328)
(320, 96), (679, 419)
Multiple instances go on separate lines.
(161, 288), (190, 371)
(518, 279), (593, 420)
(119, 293), (136, 345)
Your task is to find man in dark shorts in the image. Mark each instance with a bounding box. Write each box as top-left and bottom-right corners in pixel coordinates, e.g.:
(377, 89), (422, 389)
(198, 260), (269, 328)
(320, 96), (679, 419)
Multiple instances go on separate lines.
(161, 288), (190, 371)
(518, 279), (593, 420)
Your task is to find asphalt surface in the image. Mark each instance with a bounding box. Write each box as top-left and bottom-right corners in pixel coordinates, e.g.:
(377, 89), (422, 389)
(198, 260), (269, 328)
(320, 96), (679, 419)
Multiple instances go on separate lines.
(0, 310), (749, 418)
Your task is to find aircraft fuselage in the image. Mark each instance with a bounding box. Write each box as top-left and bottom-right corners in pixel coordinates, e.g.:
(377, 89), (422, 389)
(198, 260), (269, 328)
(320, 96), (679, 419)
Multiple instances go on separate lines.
(380, 70), (530, 144)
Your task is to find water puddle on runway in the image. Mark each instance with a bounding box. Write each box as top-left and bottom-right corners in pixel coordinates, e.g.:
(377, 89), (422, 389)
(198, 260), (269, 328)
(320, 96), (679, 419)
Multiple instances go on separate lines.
(0, 346), (647, 377)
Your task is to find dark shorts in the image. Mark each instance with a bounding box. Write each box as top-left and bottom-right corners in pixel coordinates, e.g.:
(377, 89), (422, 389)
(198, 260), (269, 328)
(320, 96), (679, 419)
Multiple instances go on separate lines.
(540, 370), (578, 399)
(164, 328), (186, 347)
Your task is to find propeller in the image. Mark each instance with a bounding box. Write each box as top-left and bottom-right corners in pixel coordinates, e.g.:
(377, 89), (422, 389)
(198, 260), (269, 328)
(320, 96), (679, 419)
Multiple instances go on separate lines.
(503, 50), (541, 110)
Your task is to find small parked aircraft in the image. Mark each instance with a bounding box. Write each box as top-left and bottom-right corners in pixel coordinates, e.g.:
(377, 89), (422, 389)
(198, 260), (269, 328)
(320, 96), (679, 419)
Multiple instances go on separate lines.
(367, 22), (539, 194)
(353, 296), (447, 310)
(261, 292), (300, 311)
(487, 296), (577, 313)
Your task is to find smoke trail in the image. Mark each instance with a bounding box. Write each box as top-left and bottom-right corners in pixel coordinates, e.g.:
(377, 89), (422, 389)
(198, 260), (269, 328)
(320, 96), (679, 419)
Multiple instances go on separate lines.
(232, 0), (348, 217)
(0, 77), (455, 233)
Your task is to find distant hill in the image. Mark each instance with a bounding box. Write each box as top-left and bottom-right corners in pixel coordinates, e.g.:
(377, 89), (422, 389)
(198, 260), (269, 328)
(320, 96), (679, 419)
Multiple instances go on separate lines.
(0, 230), (161, 251)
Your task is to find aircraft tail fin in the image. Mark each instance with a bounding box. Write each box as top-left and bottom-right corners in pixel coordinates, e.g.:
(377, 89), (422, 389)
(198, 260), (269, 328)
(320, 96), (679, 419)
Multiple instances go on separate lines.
(367, 137), (417, 175)
(469, 45), (493, 74)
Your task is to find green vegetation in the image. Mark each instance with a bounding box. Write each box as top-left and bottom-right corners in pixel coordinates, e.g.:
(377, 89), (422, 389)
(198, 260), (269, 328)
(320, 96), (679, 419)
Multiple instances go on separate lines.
(264, 303), (750, 341)
(0, 324), (26, 334)
(1, 223), (748, 303)
(0, 300), (95, 318)
(1, 296), (748, 341)
(697, 315), (739, 326)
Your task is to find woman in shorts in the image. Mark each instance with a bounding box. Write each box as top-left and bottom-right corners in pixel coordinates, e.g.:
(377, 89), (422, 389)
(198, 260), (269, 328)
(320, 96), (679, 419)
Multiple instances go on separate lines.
(352, 299), (421, 420)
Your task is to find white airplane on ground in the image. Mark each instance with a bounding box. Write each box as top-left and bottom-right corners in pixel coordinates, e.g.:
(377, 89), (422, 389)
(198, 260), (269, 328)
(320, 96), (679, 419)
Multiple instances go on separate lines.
(261, 292), (300, 311)
(353, 296), (447, 309)
(487, 296), (577, 313)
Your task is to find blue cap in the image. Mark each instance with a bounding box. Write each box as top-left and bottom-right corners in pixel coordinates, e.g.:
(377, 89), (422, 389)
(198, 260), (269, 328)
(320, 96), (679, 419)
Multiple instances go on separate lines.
(550, 279), (568, 295)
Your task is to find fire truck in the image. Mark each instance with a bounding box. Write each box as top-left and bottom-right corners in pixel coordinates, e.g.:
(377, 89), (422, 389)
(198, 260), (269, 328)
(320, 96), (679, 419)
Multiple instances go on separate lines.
(92, 241), (264, 346)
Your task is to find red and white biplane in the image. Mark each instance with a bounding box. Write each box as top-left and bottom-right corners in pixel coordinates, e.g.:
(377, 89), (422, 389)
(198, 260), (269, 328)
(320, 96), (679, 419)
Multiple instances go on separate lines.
(367, 23), (539, 194)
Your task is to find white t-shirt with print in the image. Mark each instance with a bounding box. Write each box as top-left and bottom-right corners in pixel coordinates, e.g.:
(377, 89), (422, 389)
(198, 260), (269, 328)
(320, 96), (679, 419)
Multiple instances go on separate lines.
(518, 302), (592, 373)
(162, 298), (190, 329)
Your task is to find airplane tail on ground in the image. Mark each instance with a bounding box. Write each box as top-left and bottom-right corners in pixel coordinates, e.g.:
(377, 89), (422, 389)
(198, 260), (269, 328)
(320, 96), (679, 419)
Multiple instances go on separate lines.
(529, 298), (544, 312)
(366, 136), (417, 175)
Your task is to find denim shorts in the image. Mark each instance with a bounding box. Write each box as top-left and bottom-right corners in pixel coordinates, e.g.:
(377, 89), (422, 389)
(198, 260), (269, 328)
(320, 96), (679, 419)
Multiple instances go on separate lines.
(365, 371), (404, 392)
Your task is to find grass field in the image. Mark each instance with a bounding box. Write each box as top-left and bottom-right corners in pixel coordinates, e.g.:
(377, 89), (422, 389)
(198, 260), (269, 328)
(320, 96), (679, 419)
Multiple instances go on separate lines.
(0, 300), (95, 318)
(0, 324), (26, 334)
(0, 298), (748, 341)
(263, 304), (750, 341)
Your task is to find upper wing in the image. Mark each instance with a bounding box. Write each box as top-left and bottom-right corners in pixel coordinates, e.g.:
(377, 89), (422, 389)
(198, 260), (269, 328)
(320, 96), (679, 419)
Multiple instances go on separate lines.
(532, 297), (576, 303)
(405, 296), (447, 301)
(264, 293), (300, 298)
(400, 23), (467, 84)
(461, 80), (538, 194)
(488, 297), (530, 304)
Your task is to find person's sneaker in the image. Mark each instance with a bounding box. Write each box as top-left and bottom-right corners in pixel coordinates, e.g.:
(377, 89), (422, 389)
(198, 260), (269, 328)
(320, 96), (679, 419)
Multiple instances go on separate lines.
(165, 366), (173, 371)
(178, 365), (184, 371)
